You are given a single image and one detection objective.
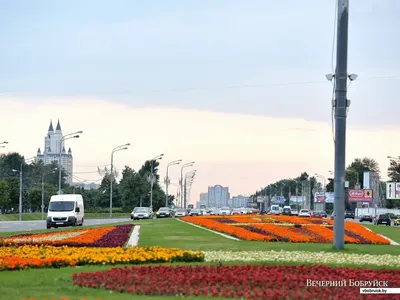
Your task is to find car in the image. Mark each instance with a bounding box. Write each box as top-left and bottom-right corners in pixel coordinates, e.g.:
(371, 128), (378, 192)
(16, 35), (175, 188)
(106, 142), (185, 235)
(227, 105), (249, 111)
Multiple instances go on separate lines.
(131, 207), (153, 220)
(218, 207), (232, 215)
(359, 214), (373, 222)
(282, 206), (292, 216)
(189, 209), (202, 216)
(374, 214), (391, 226)
(290, 209), (299, 216)
(345, 211), (355, 219)
(156, 207), (173, 218)
(319, 211), (328, 218)
(231, 208), (242, 215)
(310, 211), (322, 218)
(174, 208), (188, 217)
(270, 205), (282, 215)
(298, 209), (311, 217)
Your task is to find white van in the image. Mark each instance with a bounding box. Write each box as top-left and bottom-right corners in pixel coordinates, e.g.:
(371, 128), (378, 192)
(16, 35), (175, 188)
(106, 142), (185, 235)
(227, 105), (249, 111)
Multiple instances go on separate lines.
(46, 194), (84, 229)
(270, 205), (282, 215)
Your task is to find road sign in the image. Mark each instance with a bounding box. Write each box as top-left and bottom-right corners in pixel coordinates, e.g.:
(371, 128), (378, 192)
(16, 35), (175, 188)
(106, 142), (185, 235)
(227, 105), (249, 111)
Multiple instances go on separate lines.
(386, 182), (400, 199)
(348, 189), (373, 202)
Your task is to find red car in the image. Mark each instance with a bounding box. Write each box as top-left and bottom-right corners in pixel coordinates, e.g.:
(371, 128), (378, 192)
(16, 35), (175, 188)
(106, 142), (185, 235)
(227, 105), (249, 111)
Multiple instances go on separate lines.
(310, 211), (323, 218)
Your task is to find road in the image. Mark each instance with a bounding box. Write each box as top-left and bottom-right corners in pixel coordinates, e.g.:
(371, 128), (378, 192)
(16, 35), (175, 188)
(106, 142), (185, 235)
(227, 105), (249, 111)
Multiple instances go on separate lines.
(0, 218), (130, 232)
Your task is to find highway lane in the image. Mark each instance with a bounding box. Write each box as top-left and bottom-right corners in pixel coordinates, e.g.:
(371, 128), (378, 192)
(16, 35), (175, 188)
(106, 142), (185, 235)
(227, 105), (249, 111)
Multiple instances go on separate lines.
(0, 218), (131, 232)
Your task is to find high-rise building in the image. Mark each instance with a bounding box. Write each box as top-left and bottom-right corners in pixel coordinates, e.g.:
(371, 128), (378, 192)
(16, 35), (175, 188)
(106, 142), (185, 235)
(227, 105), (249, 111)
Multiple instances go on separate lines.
(207, 185), (229, 208)
(231, 195), (250, 208)
(36, 120), (73, 184)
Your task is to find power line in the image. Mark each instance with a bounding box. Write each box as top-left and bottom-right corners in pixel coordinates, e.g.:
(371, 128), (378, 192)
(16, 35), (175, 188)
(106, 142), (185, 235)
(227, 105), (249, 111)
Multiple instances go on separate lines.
(0, 75), (399, 97)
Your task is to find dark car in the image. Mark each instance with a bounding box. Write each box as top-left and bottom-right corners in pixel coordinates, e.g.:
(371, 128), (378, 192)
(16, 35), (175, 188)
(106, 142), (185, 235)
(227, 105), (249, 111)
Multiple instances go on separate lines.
(282, 207), (292, 215)
(156, 207), (173, 218)
(359, 214), (373, 222)
(374, 214), (391, 226)
(345, 211), (355, 219)
(319, 211), (328, 218)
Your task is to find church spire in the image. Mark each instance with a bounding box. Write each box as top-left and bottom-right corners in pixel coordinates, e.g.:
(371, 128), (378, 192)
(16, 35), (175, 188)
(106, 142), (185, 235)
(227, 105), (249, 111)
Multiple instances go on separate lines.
(48, 120), (54, 132)
(55, 119), (62, 132)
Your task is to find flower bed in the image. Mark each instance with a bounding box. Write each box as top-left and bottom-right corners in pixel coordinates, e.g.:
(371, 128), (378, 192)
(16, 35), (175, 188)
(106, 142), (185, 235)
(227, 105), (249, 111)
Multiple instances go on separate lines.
(0, 245), (204, 271)
(181, 216), (390, 244)
(204, 250), (400, 267)
(0, 224), (133, 247)
(72, 264), (400, 299)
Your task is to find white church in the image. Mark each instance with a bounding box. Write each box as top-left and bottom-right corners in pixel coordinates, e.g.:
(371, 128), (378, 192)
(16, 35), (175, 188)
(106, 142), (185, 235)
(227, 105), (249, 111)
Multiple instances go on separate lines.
(36, 120), (73, 184)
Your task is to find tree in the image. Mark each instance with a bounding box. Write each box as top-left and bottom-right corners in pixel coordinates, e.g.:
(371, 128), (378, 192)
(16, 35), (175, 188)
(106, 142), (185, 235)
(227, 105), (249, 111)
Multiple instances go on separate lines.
(345, 157), (380, 189)
(326, 178), (334, 192)
(0, 180), (11, 212)
(388, 158), (400, 182)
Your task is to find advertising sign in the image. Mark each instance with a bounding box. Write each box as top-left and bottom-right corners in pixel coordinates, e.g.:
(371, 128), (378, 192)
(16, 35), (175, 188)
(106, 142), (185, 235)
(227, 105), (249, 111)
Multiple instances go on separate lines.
(324, 192), (334, 203)
(386, 182), (400, 199)
(314, 192), (326, 203)
(289, 196), (304, 203)
(257, 196), (265, 203)
(348, 189), (373, 202)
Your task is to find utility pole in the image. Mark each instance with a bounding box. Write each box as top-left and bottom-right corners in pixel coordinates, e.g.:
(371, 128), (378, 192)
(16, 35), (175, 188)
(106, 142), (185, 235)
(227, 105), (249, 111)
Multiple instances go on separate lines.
(333, 0), (349, 250)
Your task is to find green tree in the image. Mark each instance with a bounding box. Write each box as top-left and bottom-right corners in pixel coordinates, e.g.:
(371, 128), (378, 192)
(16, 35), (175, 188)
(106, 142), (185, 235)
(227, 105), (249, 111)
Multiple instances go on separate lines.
(326, 178), (334, 192)
(0, 180), (11, 211)
(388, 158), (400, 182)
(345, 157), (380, 189)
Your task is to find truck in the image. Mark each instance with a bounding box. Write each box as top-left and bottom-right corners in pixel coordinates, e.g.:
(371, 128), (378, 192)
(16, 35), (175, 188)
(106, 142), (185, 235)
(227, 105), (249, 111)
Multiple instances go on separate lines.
(46, 194), (84, 229)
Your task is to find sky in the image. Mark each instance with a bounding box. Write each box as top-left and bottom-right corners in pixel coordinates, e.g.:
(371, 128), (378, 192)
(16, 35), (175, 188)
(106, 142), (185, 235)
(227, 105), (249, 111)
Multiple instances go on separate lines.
(0, 0), (399, 203)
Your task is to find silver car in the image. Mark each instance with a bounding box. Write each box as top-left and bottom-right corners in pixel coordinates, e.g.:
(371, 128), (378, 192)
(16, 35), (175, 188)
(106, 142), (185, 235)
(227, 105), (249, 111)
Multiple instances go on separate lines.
(175, 208), (188, 217)
(131, 207), (153, 220)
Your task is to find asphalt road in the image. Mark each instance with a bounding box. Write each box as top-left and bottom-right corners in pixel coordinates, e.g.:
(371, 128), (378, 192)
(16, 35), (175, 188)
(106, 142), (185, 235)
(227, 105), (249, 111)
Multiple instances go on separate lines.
(0, 218), (130, 232)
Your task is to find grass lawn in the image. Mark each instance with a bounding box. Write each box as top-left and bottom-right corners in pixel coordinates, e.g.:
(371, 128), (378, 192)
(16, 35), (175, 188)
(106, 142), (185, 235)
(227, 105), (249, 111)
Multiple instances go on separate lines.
(137, 218), (400, 255)
(0, 212), (128, 221)
(1, 217), (400, 299)
(363, 224), (400, 243)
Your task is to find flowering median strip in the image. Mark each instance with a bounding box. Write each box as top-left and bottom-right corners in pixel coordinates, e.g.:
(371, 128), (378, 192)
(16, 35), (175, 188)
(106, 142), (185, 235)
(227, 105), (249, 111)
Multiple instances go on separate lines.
(204, 250), (400, 267)
(181, 215), (390, 244)
(0, 224), (134, 247)
(0, 245), (204, 271)
(72, 264), (400, 299)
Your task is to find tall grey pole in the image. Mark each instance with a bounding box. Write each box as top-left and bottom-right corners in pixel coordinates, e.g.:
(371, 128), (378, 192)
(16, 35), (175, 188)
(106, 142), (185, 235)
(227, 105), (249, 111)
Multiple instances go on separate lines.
(183, 176), (187, 209)
(165, 167), (170, 207)
(109, 153), (114, 218)
(19, 163), (23, 221)
(150, 161), (154, 208)
(58, 147), (62, 194)
(333, 0), (349, 250)
(180, 169), (183, 208)
(42, 173), (45, 220)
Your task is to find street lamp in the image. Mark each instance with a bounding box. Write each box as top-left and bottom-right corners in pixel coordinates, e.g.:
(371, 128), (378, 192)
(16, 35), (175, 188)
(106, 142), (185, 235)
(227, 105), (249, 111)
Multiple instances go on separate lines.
(149, 154), (164, 208)
(109, 143), (130, 217)
(180, 162), (195, 208)
(13, 156), (36, 221)
(165, 159), (182, 207)
(184, 170), (196, 208)
(42, 169), (57, 220)
(58, 131), (83, 194)
(0, 141), (8, 145)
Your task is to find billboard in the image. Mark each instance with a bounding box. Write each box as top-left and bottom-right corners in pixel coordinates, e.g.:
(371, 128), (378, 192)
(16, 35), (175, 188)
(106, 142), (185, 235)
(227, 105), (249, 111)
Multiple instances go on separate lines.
(348, 189), (373, 202)
(324, 192), (334, 203)
(386, 182), (400, 199)
(314, 192), (326, 203)
(257, 196), (265, 203)
(290, 196), (304, 203)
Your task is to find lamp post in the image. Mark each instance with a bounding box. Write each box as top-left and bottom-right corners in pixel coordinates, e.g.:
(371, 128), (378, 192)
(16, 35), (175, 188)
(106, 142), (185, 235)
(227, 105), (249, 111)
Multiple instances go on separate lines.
(58, 131), (82, 194)
(165, 159), (182, 207)
(110, 143), (130, 218)
(149, 154), (164, 209)
(180, 162), (194, 208)
(0, 141), (8, 149)
(42, 169), (57, 220)
(13, 156), (36, 221)
(184, 170), (196, 209)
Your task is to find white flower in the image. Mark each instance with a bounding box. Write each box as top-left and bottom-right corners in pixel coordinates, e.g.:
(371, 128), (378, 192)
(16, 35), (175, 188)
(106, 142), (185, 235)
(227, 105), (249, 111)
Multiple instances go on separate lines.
(204, 250), (400, 267)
